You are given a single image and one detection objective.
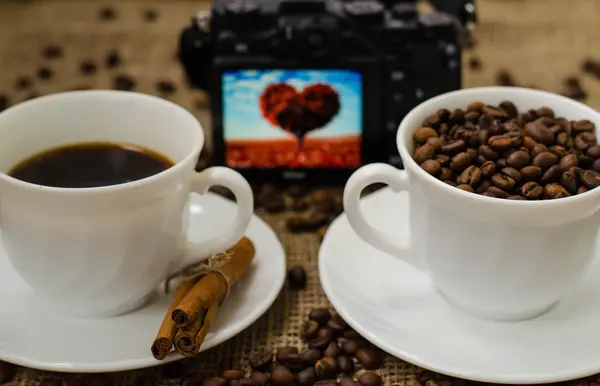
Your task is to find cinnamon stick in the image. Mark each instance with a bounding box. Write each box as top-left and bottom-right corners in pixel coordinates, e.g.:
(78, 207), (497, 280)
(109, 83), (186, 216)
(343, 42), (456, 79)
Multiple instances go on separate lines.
(151, 278), (197, 360)
(171, 237), (256, 328)
(174, 302), (217, 357)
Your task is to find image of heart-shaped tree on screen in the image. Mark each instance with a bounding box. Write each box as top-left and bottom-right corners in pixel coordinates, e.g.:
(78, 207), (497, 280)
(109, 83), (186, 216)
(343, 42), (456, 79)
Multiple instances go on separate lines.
(259, 82), (341, 152)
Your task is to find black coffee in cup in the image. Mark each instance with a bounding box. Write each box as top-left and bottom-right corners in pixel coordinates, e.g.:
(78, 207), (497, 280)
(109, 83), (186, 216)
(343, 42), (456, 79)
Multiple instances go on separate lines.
(8, 142), (174, 188)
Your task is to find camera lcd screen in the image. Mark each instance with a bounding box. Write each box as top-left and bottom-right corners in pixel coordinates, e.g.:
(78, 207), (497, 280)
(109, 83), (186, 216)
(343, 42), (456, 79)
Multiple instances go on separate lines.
(222, 69), (363, 168)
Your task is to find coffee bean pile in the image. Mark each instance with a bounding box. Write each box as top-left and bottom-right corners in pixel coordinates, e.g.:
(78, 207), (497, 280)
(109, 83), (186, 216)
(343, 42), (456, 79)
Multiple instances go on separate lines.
(182, 308), (385, 386)
(412, 101), (600, 200)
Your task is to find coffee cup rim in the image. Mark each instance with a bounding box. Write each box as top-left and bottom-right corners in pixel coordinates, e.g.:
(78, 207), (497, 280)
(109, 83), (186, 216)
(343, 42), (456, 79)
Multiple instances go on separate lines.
(0, 90), (204, 195)
(397, 86), (600, 207)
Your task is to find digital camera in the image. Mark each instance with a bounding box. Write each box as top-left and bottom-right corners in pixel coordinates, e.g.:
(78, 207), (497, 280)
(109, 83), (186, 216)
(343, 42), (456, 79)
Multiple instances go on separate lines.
(179, 0), (477, 183)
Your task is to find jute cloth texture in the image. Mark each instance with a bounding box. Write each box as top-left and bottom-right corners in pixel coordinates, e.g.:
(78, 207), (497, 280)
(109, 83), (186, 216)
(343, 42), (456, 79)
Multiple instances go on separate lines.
(1, 0), (600, 385)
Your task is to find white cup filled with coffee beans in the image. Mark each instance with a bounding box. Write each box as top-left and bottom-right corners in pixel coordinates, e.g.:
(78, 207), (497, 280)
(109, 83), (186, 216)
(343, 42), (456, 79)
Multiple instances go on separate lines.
(343, 86), (600, 322)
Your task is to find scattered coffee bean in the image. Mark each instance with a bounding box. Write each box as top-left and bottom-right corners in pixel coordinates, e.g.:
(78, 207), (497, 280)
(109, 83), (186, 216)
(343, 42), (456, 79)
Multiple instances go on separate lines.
(0, 361), (16, 383)
(468, 57), (482, 71)
(143, 8), (159, 22)
(323, 342), (342, 358)
(340, 379), (361, 386)
(358, 372), (382, 386)
(302, 320), (320, 341)
(204, 377), (227, 386)
(157, 80), (176, 95)
(309, 336), (330, 350)
(355, 348), (383, 370)
(287, 265), (307, 290)
(341, 340), (365, 356)
(276, 346), (299, 364)
(327, 314), (348, 331)
(249, 372), (270, 386)
(271, 365), (295, 386)
(99, 6), (117, 21)
(249, 351), (273, 371)
(80, 60), (97, 75)
(495, 70), (516, 87)
(337, 355), (354, 374)
(317, 327), (335, 342)
(299, 348), (322, 366)
(315, 357), (338, 379)
(37, 67), (53, 80)
(81, 374), (113, 386)
(106, 51), (122, 68)
(223, 370), (245, 381)
(343, 329), (362, 340)
(113, 75), (136, 91)
(309, 308), (331, 325)
(180, 373), (205, 386)
(42, 44), (62, 59)
(296, 367), (317, 386)
(0, 94), (9, 112)
(563, 76), (588, 101)
(583, 58), (600, 79)
(14, 76), (31, 90)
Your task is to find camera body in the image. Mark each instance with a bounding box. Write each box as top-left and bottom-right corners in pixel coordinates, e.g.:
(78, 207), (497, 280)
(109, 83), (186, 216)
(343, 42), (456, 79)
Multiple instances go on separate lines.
(180, 0), (473, 183)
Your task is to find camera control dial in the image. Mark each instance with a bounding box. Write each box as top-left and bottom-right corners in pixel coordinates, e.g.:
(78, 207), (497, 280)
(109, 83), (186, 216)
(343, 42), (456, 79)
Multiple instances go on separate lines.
(343, 1), (385, 24)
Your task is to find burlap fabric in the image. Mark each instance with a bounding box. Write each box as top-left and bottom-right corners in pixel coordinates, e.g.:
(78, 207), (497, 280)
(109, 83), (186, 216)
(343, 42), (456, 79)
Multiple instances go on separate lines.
(1, 0), (600, 385)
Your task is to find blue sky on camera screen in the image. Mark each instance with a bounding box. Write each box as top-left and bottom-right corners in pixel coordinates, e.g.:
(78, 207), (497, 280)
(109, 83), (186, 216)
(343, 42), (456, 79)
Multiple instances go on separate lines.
(222, 69), (363, 140)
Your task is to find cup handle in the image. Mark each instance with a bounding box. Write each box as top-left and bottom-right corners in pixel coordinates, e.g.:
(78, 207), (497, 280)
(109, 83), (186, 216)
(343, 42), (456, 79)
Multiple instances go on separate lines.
(183, 166), (254, 263)
(343, 163), (419, 269)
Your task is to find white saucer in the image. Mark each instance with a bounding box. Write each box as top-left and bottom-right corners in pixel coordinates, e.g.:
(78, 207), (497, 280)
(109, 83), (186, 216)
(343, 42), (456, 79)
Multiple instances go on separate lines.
(320, 188), (600, 385)
(0, 192), (286, 373)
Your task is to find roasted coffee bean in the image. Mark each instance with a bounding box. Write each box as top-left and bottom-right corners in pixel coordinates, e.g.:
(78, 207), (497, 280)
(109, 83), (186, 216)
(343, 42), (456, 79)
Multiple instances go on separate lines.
(309, 308), (331, 325)
(299, 349), (322, 366)
(545, 183), (571, 199)
(520, 165), (542, 182)
(204, 378), (227, 386)
(340, 379), (360, 386)
(467, 101), (485, 112)
(476, 179), (491, 194)
(496, 158), (507, 168)
(491, 173), (516, 192)
(450, 152), (471, 172)
(249, 372), (270, 386)
(302, 320), (320, 341)
(80, 60), (97, 75)
(340, 340), (359, 356)
(440, 139), (466, 155)
(469, 57), (482, 70)
(113, 75), (136, 91)
(495, 70), (516, 86)
(556, 132), (570, 146)
(0, 361), (16, 384)
(420, 159), (441, 176)
(488, 135), (513, 152)
(358, 373), (382, 386)
(506, 150), (530, 169)
(580, 155), (595, 169)
(587, 145), (600, 159)
(106, 51), (122, 68)
(315, 357), (338, 379)
(478, 161), (496, 179)
(276, 347), (299, 364)
(435, 154), (451, 167)
(531, 144), (548, 158)
(413, 144), (436, 164)
(500, 167), (521, 185)
(287, 265), (307, 290)
(524, 122), (554, 145)
(486, 186), (510, 199)
(271, 366), (295, 386)
(560, 171), (579, 194)
(541, 165), (563, 184)
(579, 186), (589, 194)
(457, 165), (482, 187)
(317, 327), (335, 342)
(323, 342), (341, 358)
(337, 355), (354, 374)
(573, 119), (595, 133)
(456, 184), (474, 192)
(560, 153), (579, 169)
(143, 8), (159, 22)
(414, 127), (438, 144)
(82, 374), (113, 386)
(581, 170), (600, 189)
(464, 111), (479, 122)
(296, 367), (317, 386)
(309, 336), (330, 350)
(532, 152), (558, 171)
(593, 159), (600, 173)
(343, 329), (362, 340)
(157, 80), (177, 95)
(15, 76), (31, 90)
(37, 67), (53, 80)
(327, 314), (347, 331)
(355, 348), (383, 370)
(99, 6), (117, 20)
(180, 373), (205, 386)
(436, 108), (451, 122)
(499, 101), (518, 117)
(549, 145), (568, 158)
(427, 137), (443, 151)
(223, 370), (245, 381)
(520, 182), (543, 200)
(439, 167), (454, 182)
(43, 44), (63, 59)
(508, 195), (526, 200)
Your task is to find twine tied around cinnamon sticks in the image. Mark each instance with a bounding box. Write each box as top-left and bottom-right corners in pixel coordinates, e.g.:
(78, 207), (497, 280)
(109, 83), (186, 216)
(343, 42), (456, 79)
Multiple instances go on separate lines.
(151, 237), (256, 360)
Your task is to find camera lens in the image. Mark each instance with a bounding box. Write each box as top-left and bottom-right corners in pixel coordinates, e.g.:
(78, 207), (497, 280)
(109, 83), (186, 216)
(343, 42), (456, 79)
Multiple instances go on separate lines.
(306, 29), (329, 51)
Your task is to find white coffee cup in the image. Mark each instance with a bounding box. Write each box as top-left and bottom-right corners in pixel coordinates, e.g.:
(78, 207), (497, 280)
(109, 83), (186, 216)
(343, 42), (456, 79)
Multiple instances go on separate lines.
(0, 91), (255, 318)
(343, 87), (600, 322)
